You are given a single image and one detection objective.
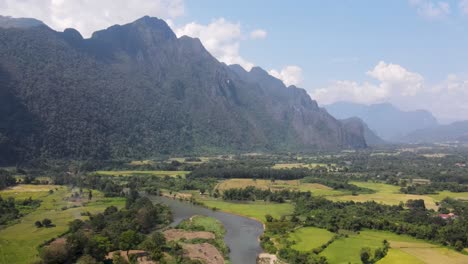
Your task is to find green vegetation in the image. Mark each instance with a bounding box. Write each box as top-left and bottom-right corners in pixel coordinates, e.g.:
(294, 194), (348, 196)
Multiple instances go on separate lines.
(201, 198), (293, 223)
(94, 170), (189, 177)
(288, 227), (334, 252)
(0, 185), (125, 264)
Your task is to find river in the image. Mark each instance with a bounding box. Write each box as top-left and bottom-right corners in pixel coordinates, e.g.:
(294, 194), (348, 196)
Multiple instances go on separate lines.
(148, 195), (264, 264)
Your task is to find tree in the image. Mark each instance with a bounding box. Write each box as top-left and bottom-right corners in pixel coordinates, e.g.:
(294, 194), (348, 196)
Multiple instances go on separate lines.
(265, 214), (274, 223)
(35, 220), (43, 228)
(42, 218), (52, 227)
(360, 247), (372, 264)
(119, 230), (141, 255)
(112, 251), (129, 264)
(40, 243), (69, 264)
(455, 240), (464, 251)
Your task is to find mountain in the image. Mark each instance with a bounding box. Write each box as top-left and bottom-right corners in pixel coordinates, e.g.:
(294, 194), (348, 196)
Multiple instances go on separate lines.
(0, 16), (366, 163)
(340, 118), (386, 146)
(324, 102), (438, 141)
(0, 15), (44, 29)
(399, 121), (468, 143)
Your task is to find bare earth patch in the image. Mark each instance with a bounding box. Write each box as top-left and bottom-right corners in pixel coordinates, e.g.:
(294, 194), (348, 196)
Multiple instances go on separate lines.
(257, 253), (287, 264)
(183, 242), (224, 264)
(163, 229), (215, 241)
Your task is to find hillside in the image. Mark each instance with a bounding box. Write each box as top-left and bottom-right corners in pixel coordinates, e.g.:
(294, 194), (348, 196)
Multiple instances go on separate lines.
(340, 118), (386, 146)
(399, 121), (468, 143)
(324, 102), (438, 141)
(0, 16), (366, 164)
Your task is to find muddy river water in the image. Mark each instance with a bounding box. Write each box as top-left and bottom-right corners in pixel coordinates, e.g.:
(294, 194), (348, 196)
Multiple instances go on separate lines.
(149, 195), (264, 264)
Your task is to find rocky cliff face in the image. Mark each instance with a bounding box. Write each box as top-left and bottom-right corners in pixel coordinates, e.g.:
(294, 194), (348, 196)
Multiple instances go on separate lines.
(0, 16), (366, 162)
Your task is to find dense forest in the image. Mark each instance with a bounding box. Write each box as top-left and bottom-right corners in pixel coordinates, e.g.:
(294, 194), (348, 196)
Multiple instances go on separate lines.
(0, 16), (366, 165)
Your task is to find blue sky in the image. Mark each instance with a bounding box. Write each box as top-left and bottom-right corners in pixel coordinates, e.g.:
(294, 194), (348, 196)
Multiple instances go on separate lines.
(2, 0), (468, 121)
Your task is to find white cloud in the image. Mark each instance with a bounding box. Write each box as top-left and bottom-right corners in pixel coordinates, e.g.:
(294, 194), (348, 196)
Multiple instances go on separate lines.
(367, 61), (424, 96)
(311, 61), (468, 121)
(174, 18), (254, 70)
(269, 66), (304, 86)
(0, 0), (185, 37)
(409, 0), (451, 19)
(310, 61), (423, 104)
(459, 0), (468, 14)
(250, 29), (267, 39)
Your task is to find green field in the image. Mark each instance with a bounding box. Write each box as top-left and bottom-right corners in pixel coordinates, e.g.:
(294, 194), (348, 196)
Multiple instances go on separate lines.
(215, 178), (346, 196)
(329, 181), (441, 209)
(0, 185), (125, 264)
(288, 227), (334, 252)
(179, 215), (225, 237)
(94, 170), (189, 177)
(320, 230), (468, 264)
(200, 198), (293, 223)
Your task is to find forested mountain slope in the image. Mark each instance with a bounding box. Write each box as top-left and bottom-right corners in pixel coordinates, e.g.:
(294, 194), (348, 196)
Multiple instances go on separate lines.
(0, 16), (366, 164)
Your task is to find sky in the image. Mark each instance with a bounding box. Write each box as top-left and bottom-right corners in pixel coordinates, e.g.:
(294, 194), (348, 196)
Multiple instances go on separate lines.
(1, 0), (468, 123)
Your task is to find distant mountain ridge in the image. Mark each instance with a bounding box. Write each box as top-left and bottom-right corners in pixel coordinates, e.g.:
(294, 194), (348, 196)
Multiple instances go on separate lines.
(324, 102), (438, 141)
(0, 16), (366, 164)
(399, 121), (468, 143)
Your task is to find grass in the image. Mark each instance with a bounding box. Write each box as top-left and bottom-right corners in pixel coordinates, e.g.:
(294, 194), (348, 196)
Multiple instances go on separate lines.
(215, 179), (346, 196)
(378, 248), (424, 264)
(94, 170), (189, 177)
(0, 185), (125, 264)
(200, 197), (293, 223)
(288, 227), (334, 252)
(328, 181), (440, 210)
(180, 215), (225, 238)
(429, 190), (468, 201)
(319, 230), (468, 264)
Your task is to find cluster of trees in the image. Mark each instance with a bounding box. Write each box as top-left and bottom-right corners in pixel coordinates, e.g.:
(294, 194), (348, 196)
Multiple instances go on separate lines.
(0, 169), (15, 189)
(401, 182), (468, 195)
(294, 195), (467, 248)
(190, 166), (310, 180)
(222, 186), (308, 203)
(0, 196), (41, 225)
(360, 240), (389, 264)
(39, 194), (171, 263)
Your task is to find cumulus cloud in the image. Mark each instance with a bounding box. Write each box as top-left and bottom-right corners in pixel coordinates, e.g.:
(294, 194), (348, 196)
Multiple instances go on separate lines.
(0, 0), (185, 37)
(269, 66), (304, 86)
(311, 61), (468, 121)
(250, 29), (267, 39)
(367, 61), (424, 96)
(175, 18), (254, 70)
(310, 61), (423, 104)
(409, 0), (451, 19)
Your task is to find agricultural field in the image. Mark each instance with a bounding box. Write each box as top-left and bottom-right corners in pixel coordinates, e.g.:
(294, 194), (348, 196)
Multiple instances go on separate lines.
(288, 227), (334, 252)
(328, 181), (447, 210)
(0, 185), (125, 264)
(215, 179), (346, 196)
(200, 197), (294, 223)
(94, 170), (189, 177)
(320, 230), (468, 264)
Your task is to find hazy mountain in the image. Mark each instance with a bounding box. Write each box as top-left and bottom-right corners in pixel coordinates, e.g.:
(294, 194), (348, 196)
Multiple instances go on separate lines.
(0, 15), (44, 29)
(340, 118), (386, 146)
(399, 121), (468, 143)
(324, 102), (438, 141)
(0, 16), (366, 163)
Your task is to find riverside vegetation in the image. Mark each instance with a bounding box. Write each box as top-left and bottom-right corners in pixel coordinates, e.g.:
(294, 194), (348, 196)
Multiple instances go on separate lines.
(0, 146), (467, 263)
